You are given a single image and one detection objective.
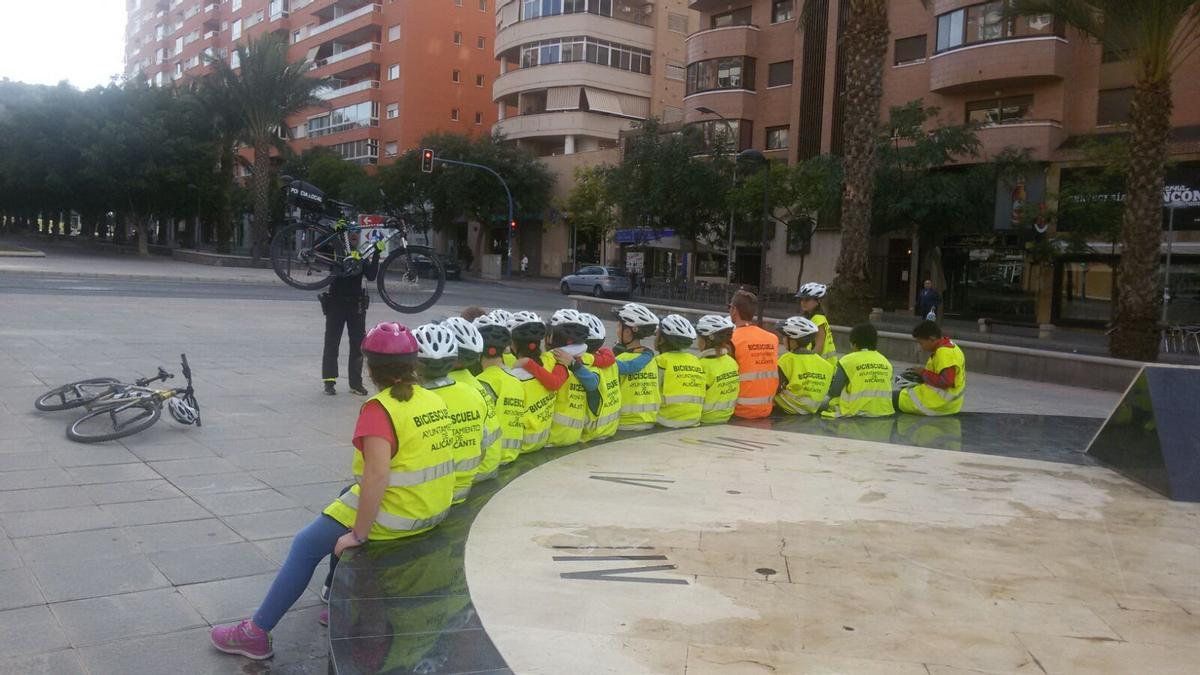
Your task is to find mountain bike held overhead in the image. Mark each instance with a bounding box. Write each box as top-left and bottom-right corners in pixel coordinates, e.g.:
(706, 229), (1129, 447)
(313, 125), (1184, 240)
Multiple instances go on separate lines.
(270, 177), (446, 313)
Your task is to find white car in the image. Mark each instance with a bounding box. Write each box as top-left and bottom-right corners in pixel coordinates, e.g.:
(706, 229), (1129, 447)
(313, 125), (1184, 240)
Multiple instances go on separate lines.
(560, 266), (633, 298)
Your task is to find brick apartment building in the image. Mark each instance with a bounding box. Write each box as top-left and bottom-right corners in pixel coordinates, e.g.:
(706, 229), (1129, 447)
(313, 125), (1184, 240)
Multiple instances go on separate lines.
(683, 0), (1200, 326)
(124, 0), (498, 167)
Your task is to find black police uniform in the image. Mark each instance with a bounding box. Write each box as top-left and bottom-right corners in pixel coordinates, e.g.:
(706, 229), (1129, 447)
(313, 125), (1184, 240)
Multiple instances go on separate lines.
(321, 258), (378, 391)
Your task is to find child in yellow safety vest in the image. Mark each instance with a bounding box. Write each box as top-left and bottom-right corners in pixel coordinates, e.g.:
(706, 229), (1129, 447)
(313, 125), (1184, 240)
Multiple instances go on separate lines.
(896, 320), (966, 416)
(442, 317), (503, 482)
(508, 311), (571, 452)
(695, 315), (740, 425)
(574, 312), (624, 442)
(473, 314), (526, 465)
(543, 309), (592, 447)
(818, 323), (895, 419)
(612, 303), (662, 431)
(795, 282), (838, 363)
(654, 314), (705, 428)
(775, 316), (835, 414)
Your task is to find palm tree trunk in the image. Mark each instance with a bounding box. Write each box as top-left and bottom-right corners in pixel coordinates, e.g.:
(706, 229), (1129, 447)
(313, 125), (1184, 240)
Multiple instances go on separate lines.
(216, 139), (236, 254)
(828, 0), (889, 325)
(251, 137), (272, 260)
(1110, 76), (1171, 362)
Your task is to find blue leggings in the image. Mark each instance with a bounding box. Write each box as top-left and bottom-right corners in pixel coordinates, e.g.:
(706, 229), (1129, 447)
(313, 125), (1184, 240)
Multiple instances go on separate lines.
(253, 515), (348, 631)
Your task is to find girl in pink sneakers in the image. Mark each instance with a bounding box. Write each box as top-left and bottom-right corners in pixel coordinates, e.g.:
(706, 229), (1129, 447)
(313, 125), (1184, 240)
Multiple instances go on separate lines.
(210, 322), (456, 660)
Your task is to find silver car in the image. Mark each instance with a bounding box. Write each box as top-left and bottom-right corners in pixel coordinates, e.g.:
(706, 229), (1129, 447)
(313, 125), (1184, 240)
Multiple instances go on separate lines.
(560, 266), (633, 298)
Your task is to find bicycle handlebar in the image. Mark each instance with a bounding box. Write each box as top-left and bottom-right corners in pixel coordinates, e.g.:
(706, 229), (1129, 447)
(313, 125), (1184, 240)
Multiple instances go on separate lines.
(134, 367), (173, 387)
(180, 353), (202, 427)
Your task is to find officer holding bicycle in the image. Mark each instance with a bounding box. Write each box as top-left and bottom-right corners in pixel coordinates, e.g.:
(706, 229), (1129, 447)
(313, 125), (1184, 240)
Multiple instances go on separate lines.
(321, 231), (377, 396)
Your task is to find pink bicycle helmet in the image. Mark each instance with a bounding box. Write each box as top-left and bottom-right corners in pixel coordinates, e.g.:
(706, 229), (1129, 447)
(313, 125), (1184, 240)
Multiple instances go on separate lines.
(361, 322), (419, 355)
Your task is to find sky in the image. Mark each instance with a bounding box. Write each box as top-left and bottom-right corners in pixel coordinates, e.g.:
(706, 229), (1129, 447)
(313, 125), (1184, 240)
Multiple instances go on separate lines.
(0, 0), (126, 89)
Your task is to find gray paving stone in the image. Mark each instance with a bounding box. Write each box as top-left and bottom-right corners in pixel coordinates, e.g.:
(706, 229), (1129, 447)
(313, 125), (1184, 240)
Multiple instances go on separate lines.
(0, 467), (75, 491)
(0, 538), (21, 571)
(0, 567), (44, 611)
(222, 507), (317, 541)
(0, 451), (57, 472)
(63, 462), (160, 485)
(99, 496), (211, 526)
(189, 487), (300, 516)
(0, 649), (86, 675)
(222, 449), (304, 471)
(177, 571), (319, 624)
(125, 518), (243, 553)
(74, 626), (235, 675)
(125, 440), (216, 462)
(30, 553), (171, 603)
(51, 587), (206, 646)
(0, 605), (71, 658)
(149, 542), (279, 585)
(147, 456), (240, 480)
(0, 505), (116, 538)
(276, 480), (352, 511)
(48, 446), (140, 467)
(14, 528), (135, 565)
(171, 471), (269, 495)
(82, 478), (185, 504)
(252, 464), (349, 488)
(0, 485), (93, 514)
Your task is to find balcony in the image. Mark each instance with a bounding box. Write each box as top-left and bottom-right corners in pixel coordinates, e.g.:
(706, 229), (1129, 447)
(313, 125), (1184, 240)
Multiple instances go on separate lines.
(975, 120), (1065, 162)
(313, 42), (380, 69)
(494, 11), (654, 58)
(686, 25), (760, 64)
(307, 4), (380, 40)
(929, 36), (1071, 93)
(316, 79), (380, 101)
(493, 111), (634, 142)
(493, 63), (652, 103)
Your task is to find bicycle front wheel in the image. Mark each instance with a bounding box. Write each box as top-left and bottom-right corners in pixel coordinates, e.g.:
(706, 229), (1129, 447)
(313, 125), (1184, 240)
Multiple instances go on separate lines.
(67, 399), (162, 443)
(377, 247), (445, 313)
(270, 223), (342, 291)
(35, 378), (120, 412)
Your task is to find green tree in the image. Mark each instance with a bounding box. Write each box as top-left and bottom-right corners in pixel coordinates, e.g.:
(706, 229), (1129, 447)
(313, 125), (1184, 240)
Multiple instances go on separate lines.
(1013, 0), (1200, 360)
(207, 34), (327, 259)
(562, 164), (619, 263)
(193, 72), (245, 253)
(281, 146), (382, 212)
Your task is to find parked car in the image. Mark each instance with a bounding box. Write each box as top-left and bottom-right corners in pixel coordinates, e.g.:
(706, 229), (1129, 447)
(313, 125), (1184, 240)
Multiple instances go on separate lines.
(560, 266), (632, 298)
(411, 253), (462, 280)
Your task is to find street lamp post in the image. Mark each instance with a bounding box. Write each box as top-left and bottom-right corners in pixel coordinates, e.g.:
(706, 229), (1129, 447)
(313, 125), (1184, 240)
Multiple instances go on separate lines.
(695, 106), (738, 283)
(1161, 202), (1183, 324)
(737, 148), (771, 326)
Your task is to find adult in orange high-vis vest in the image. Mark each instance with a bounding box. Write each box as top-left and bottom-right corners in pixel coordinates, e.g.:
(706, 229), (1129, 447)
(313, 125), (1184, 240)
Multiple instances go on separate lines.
(729, 290), (778, 419)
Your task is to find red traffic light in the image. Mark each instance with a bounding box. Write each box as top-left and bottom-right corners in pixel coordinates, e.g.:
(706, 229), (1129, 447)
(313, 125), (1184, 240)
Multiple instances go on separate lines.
(420, 149), (435, 173)
(509, 220), (517, 230)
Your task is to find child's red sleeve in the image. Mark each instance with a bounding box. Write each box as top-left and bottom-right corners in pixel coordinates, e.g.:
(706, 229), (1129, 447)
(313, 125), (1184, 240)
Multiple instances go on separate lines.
(524, 359), (569, 390)
(593, 348), (616, 368)
(352, 400), (397, 455)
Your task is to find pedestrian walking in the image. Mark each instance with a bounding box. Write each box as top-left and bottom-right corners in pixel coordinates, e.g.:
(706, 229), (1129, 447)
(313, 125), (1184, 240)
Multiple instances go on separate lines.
(916, 279), (941, 320)
(520, 255), (529, 278)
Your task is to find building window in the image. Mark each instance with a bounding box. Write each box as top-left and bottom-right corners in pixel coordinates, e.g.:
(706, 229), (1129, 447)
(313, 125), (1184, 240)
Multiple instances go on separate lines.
(231, 18), (241, 40)
(474, 111), (483, 125)
(452, 69), (461, 83)
(451, 108), (460, 121)
(521, 0), (647, 25)
(693, 118), (742, 153)
(231, 50), (240, 68)
(329, 139), (378, 165)
(479, 0), (487, 10)
(518, 36), (651, 75)
(388, 63), (400, 79)
(767, 61), (792, 87)
(1097, 88), (1134, 126)
(686, 56), (756, 95)
(292, 29), (303, 43)
(388, 24), (401, 41)
(386, 102), (399, 119)
(936, 2), (1060, 53)
(233, 0), (241, 10)
(710, 7), (752, 29)
(385, 141), (398, 157)
(966, 95), (1034, 126)
(771, 0), (794, 23)
(453, 31), (462, 45)
(894, 34), (927, 65)
(667, 11), (688, 34)
(306, 101), (380, 138)
(477, 36), (486, 49)
(454, 0), (463, 6)
(766, 125), (789, 150)
(666, 61), (685, 81)
(475, 74), (485, 87)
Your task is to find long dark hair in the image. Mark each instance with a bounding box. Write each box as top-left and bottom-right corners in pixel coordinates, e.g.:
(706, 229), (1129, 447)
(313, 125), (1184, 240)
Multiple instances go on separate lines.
(365, 352), (420, 402)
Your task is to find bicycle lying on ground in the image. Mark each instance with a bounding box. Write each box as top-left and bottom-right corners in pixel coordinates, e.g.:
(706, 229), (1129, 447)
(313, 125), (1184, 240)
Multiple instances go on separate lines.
(34, 355), (203, 443)
(269, 177), (445, 313)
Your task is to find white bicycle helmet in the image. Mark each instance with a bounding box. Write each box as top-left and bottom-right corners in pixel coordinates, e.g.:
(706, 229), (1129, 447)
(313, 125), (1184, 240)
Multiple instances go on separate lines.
(695, 314), (735, 338)
(488, 309), (514, 326)
(549, 308), (589, 346)
(795, 282), (828, 299)
(412, 323), (458, 361)
(613, 302), (660, 339)
(472, 314), (511, 358)
(780, 316), (820, 340)
(659, 314), (697, 340)
(442, 316), (484, 355)
(550, 308), (584, 326)
(579, 313), (606, 342)
(507, 310), (543, 331)
(168, 397), (198, 425)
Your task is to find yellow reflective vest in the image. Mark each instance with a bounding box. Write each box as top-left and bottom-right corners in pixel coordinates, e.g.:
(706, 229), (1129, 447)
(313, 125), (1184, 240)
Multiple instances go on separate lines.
(580, 352), (622, 442)
(516, 355), (556, 452)
(811, 312), (838, 363)
(423, 378), (487, 504)
(323, 387), (454, 539)
(699, 352), (740, 425)
(776, 350), (834, 414)
(449, 369), (502, 481)
(823, 349), (894, 419)
(616, 348), (660, 430)
(546, 352), (587, 447)
(898, 342), (966, 416)
(476, 364), (526, 465)
(655, 350), (705, 428)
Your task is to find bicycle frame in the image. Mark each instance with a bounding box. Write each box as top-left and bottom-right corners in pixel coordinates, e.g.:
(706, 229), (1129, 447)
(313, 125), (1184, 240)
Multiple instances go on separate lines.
(292, 213), (414, 276)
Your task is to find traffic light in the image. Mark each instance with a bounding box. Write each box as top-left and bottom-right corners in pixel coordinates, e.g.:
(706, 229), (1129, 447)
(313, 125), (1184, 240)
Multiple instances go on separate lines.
(509, 219), (517, 231)
(420, 149), (435, 173)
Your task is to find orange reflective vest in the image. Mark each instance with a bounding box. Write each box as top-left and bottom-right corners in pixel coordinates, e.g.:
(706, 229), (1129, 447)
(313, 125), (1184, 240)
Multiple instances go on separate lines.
(731, 324), (779, 419)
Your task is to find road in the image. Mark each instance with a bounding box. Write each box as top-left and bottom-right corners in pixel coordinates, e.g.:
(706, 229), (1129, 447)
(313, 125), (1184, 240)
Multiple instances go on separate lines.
(0, 270), (568, 315)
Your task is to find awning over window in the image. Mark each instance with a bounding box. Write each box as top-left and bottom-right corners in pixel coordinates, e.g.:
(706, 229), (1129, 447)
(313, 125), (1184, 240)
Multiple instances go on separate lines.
(545, 86), (582, 111)
(616, 93), (650, 119)
(583, 87), (623, 116)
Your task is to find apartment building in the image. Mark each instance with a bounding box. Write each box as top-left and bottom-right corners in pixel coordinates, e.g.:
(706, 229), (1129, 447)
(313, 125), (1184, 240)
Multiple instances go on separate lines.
(490, 0), (697, 277)
(684, 0), (1200, 326)
(124, 0), (499, 167)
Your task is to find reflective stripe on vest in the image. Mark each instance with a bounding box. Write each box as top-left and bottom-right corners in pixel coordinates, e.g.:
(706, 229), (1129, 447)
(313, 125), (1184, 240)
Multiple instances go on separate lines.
(777, 390), (820, 411)
(619, 422), (654, 430)
(588, 411), (622, 428)
(737, 395), (774, 405)
(905, 387), (958, 416)
(453, 486), (471, 501)
(739, 370), (777, 382)
(454, 454), (482, 472)
(662, 395), (705, 405)
(474, 467), (498, 481)
(704, 400), (736, 410)
(523, 428), (550, 444)
(376, 459), (455, 487)
(622, 403), (659, 412)
(338, 491), (449, 532)
(501, 438), (522, 449)
(482, 427), (502, 449)
(839, 389), (891, 402)
(656, 416), (699, 428)
(552, 413), (585, 429)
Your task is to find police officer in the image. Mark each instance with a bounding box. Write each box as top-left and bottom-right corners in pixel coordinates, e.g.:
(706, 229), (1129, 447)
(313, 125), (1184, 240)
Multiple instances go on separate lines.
(321, 232), (377, 396)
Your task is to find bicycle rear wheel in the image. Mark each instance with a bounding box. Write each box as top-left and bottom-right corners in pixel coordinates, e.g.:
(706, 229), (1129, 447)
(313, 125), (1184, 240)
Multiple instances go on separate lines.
(67, 399), (162, 443)
(377, 247), (445, 313)
(35, 378), (120, 412)
(270, 223), (343, 290)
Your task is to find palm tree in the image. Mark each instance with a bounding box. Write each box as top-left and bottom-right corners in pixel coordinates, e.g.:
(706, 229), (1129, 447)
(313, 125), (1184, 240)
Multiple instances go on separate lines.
(194, 74), (243, 254)
(1012, 1), (1199, 361)
(207, 34), (326, 259)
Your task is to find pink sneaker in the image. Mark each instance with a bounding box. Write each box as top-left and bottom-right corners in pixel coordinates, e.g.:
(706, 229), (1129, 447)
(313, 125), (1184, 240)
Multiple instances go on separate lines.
(318, 608), (329, 626)
(210, 619), (273, 660)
